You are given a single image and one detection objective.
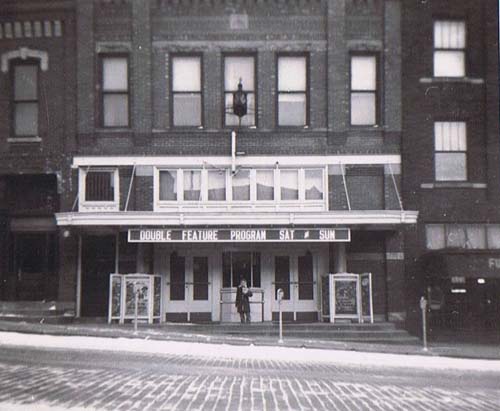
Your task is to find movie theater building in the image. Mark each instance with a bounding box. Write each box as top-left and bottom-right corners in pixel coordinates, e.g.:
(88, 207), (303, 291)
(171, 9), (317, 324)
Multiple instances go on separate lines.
(55, 153), (417, 322)
(48, 0), (420, 323)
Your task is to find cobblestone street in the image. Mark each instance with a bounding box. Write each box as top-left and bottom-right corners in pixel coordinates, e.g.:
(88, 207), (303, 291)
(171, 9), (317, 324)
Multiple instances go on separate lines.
(0, 342), (498, 411)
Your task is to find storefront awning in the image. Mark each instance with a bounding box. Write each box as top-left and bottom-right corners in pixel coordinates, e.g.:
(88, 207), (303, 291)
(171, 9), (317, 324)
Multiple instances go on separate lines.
(55, 210), (418, 227)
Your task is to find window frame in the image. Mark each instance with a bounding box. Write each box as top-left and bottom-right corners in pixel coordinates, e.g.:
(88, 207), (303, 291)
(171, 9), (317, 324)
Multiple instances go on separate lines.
(11, 59), (40, 138)
(154, 167), (326, 208)
(79, 168), (120, 211)
(276, 53), (309, 127)
(99, 54), (130, 128)
(434, 121), (467, 182)
(349, 53), (379, 127)
(170, 53), (203, 128)
(425, 223), (491, 250)
(222, 251), (261, 288)
(222, 53), (257, 128)
(158, 169), (179, 202)
(433, 19), (467, 78)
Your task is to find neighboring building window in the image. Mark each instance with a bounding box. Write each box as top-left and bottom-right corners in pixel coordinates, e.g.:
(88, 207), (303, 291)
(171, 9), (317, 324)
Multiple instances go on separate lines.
(426, 224), (489, 250)
(487, 226), (500, 249)
(85, 171), (116, 202)
(434, 122), (467, 181)
(277, 56), (307, 126)
(13, 63), (38, 137)
(101, 56), (129, 127)
(224, 56), (255, 126)
(350, 55), (377, 126)
(434, 20), (466, 77)
(171, 56), (202, 126)
(159, 170), (177, 201)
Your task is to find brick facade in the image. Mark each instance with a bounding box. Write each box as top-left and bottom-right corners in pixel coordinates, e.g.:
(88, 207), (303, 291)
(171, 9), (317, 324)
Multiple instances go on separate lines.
(401, 0), (500, 332)
(1, 0), (494, 331)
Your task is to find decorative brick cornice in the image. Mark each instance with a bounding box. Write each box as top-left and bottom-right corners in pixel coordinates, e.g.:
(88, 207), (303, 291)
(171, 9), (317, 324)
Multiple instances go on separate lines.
(0, 20), (63, 40)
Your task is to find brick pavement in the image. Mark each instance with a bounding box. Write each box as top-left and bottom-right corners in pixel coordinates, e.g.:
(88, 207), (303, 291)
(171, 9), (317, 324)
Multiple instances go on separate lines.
(0, 352), (498, 411)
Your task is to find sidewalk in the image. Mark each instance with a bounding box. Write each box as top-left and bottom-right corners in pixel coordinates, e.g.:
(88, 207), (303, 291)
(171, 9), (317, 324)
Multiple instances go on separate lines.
(0, 320), (499, 361)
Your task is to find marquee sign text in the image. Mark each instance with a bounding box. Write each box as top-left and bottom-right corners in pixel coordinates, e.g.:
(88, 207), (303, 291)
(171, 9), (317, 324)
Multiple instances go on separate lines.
(128, 228), (350, 243)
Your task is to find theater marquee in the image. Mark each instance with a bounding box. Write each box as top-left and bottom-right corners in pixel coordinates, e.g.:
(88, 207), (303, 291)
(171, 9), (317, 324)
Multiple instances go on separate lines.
(128, 228), (351, 243)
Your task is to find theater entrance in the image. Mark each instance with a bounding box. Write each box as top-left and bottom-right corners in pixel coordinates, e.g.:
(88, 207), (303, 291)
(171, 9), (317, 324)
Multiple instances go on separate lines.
(157, 247), (213, 322)
(273, 251), (318, 322)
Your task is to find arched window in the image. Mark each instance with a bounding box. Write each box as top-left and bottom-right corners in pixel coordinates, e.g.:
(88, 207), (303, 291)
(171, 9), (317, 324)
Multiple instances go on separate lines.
(1, 48), (48, 139)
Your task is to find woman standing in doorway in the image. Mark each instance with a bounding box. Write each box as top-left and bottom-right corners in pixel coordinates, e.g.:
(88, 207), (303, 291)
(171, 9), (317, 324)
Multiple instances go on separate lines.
(235, 277), (252, 323)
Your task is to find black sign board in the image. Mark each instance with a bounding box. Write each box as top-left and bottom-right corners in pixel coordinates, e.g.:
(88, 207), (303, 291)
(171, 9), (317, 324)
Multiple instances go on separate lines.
(128, 228), (350, 243)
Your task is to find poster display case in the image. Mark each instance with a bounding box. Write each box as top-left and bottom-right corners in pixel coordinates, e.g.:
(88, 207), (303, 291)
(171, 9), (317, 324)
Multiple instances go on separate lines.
(322, 273), (373, 323)
(108, 273), (162, 324)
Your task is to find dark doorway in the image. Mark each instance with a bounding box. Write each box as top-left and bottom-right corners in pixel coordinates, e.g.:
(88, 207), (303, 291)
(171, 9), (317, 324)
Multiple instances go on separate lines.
(7, 232), (58, 301)
(81, 235), (116, 317)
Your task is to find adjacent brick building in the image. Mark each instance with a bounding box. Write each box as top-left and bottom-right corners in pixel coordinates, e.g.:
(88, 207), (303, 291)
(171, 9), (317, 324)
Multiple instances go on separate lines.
(0, 0), (497, 333)
(402, 0), (500, 332)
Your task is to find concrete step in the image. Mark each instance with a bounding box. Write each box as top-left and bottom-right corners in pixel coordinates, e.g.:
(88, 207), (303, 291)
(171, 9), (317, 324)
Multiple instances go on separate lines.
(172, 322), (399, 333)
(0, 301), (74, 324)
(154, 322), (418, 343)
(0, 314), (74, 324)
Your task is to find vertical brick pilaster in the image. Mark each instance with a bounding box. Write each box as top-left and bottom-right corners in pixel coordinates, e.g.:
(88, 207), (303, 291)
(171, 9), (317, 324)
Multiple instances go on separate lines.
(132, 0), (152, 133)
(309, 50), (327, 129)
(153, 48), (168, 130)
(385, 230), (405, 322)
(58, 232), (77, 303)
(76, 0), (95, 134)
(204, 50), (222, 130)
(383, 0), (402, 133)
(257, 50), (275, 130)
(327, 0), (347, 137)
(64, 15), (77, 152)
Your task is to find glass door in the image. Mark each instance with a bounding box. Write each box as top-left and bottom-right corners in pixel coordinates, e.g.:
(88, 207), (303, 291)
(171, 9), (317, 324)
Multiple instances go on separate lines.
(165, 253), (211, 322)
(274, 252), (317, 321)
(221, 251), (262, 322)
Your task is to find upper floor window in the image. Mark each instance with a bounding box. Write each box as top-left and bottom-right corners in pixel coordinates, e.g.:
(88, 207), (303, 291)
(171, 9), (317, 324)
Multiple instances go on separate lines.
(224, 55), (255, 127)
(433, 20), (466, 77)
(13, 62), (39, 137)
(155, 167), (324, 206)
(85, 171), (116, 202)
(101, 56), (129, 127)
(79, 168), (120, 212)
(171, 56), (202, 127)
(350, 55), (377, 126)
(277, 56), (307, 126)
(434, 122), (467, 181)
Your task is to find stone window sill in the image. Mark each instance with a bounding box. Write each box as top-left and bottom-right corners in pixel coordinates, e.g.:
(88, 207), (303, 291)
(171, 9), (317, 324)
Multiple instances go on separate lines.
(421, 182), (487, 189)
(419, 77), (484, 85)
(7, 136), (42, 143)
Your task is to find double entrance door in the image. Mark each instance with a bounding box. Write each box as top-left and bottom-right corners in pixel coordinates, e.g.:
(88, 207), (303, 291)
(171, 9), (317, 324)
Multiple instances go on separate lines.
(163, 251), (212, 322)
(273, 252), (317, 321)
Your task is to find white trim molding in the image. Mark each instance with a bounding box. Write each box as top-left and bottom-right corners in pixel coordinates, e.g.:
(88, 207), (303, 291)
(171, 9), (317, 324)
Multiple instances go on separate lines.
(1, 47), (49, 73)
(71, 155), (402, 168)
(55, 210), (418, 227)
